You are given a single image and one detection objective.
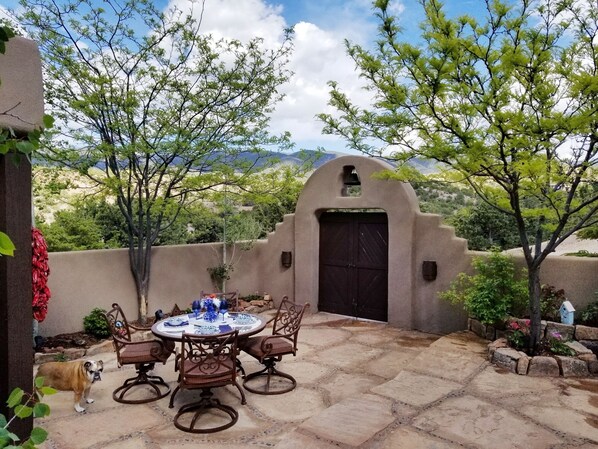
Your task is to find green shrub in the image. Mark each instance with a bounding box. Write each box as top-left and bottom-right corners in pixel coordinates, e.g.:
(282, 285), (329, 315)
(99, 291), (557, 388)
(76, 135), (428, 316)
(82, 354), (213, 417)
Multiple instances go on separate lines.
(240, 294), (264, 302)
(207, 264), (233, 291)
(83, 308), (111, 339)
(580, 293), (598, 326)
(439, 249), (528, 325)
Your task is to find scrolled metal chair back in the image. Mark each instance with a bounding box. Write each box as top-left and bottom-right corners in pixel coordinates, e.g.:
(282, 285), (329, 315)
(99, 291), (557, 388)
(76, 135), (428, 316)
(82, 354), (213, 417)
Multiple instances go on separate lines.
(104, 303), (132, 349)
(272, 297), (309, 346)
(180, 330), (238, 381)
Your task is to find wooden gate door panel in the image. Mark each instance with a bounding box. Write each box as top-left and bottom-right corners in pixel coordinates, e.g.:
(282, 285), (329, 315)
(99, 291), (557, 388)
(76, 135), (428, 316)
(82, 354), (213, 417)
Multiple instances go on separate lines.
(320, 220), (353, 265)
(356, 269), (388, 321)
(356, 218), (388, 321)
(318, 218), (354, 316)
(319, 265), (353, 316)
(319, 212), (388, 320)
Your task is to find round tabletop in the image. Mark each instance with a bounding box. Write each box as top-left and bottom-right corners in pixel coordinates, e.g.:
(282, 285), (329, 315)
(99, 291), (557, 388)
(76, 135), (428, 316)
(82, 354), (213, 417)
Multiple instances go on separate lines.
(151, 312), (267, 341)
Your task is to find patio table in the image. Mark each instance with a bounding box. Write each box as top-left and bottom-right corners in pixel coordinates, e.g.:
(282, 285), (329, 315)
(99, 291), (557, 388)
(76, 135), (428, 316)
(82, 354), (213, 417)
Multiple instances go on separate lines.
(151, 311), (267, 342)
(152, 312), (267, 378)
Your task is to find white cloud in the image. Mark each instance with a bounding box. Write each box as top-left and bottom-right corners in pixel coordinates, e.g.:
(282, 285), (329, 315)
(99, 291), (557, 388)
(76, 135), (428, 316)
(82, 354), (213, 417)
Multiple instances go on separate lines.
(168, 0), (288, 47)
(165, 0), (376, 152)
(271, 20), (373, 150)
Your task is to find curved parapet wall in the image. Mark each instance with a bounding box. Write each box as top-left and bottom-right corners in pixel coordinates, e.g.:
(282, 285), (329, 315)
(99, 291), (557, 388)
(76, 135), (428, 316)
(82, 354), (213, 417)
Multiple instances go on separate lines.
(294, 155), (469, 334)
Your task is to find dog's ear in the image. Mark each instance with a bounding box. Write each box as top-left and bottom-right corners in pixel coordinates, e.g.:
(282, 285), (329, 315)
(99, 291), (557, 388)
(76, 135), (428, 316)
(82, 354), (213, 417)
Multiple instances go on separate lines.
(84, 361), (92, 370)
(98, 360), (104, 369)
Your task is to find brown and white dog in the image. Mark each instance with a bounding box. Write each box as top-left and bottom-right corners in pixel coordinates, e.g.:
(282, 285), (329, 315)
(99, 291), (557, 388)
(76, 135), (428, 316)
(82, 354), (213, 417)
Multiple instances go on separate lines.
(36, 359), (103, 412)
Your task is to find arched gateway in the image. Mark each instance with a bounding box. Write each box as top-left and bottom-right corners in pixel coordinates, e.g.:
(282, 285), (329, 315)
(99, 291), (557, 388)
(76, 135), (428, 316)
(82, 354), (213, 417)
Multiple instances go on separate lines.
(293, 156), (470, 334)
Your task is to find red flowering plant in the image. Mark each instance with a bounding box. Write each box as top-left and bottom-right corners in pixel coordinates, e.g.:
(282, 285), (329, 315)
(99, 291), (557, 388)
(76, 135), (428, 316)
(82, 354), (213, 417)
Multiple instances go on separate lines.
(32, 227), (51, 322)
(507, 319), (530, 350)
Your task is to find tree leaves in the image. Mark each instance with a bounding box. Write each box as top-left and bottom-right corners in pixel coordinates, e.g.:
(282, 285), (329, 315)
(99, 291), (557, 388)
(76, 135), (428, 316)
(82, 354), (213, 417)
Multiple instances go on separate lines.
(19, 0), (299, 320)
(0, 24), (15, 55)
(0, 232), (16, 256)
(1, 378), (53, 449)
(321, 0), (598, 348)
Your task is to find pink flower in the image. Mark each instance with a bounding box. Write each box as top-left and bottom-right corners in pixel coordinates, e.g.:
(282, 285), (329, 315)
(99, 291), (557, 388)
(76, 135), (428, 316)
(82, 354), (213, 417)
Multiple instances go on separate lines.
(509, 322), (521, 330)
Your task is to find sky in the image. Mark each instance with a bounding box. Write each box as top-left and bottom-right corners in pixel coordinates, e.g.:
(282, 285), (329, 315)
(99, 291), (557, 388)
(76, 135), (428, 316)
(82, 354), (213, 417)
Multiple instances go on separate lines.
(0, 0), (488, 154)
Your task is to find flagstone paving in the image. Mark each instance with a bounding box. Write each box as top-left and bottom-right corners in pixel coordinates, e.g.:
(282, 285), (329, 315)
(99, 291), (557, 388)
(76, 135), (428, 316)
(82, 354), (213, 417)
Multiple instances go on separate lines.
(35, 312), (598, 448)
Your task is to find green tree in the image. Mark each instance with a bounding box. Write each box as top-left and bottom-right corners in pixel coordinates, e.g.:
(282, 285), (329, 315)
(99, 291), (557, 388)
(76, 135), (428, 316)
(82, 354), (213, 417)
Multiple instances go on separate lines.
(21, 0), (295, 321)
(449, 201), (523, 251)
(245, 167), (304, 236)
(37, 197), (224, 250)
(37, 210), (105, 252)
(153, 203), (222, 246)
(320, 0), (598, 350)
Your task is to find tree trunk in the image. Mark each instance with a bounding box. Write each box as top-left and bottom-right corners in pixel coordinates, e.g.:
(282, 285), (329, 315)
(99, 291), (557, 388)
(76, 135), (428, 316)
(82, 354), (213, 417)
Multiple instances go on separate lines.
(527, 265), (542, 353)
(128, 242), (151, 324)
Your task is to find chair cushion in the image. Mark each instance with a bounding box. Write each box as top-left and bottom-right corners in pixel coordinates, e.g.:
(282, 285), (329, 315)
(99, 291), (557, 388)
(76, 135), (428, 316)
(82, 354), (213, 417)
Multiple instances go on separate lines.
(182, 357), (235, 387)
(119, 340), (168, 364)
(243, 336), (294, 359)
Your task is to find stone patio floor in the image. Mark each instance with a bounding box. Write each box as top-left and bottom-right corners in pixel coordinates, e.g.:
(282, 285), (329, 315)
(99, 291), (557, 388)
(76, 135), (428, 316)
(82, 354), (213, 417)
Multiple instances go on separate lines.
(35, 312), (598, 448)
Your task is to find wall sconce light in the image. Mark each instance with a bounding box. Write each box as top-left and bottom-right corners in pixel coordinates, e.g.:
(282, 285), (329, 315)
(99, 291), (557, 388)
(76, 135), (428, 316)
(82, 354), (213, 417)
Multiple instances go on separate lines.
(281, 251), (293, 268)
(422, 260), (437, 281)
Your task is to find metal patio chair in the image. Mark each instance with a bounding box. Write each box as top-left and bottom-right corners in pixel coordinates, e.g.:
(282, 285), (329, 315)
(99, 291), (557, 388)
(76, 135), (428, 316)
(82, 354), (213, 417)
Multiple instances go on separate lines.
(241, 297), (309, 394)
(170, 330), (246, 433)
(103, 303), (174, 404)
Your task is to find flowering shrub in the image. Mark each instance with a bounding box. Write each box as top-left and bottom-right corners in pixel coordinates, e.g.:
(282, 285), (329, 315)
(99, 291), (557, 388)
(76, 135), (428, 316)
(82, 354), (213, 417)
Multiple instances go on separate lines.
(507, 320), (530, 350)
(32, 227), (51, 322)
(543, 331), (575, 356)
(507, 319), (577, 356)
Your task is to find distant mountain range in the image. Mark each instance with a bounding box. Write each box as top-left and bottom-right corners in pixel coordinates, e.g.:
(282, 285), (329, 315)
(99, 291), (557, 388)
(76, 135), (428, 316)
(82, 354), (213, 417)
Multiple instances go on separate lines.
(35, 149), (438, 173)
(241, 149), (439, 173)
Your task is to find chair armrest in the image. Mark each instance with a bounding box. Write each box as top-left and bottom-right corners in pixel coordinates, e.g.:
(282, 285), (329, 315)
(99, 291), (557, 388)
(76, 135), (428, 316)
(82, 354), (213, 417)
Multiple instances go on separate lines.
(259, 333), (294, 355)
(129, 322), (152, 331)
(113, 335), (174, 359)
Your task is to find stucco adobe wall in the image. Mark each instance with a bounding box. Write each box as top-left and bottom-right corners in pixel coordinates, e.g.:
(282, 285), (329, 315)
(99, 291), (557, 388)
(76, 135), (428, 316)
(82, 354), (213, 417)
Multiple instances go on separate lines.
(512, 255), (598, 311)
(40, 232), (295, 336)
(39, 155), (598, 337)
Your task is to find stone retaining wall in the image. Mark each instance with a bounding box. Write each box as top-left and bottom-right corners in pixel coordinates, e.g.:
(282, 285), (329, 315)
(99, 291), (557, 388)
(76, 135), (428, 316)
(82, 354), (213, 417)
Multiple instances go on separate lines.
(488, 338), (598, 377)
(468, 318), (598, 377)
(34, 339), (115, 365)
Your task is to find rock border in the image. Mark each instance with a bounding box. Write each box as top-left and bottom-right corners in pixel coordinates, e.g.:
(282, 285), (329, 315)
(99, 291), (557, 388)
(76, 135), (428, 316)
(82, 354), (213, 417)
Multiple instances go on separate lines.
(34, 338), (115, 365)
(468, 318), (598, 377)
(488, 338), (598, 377)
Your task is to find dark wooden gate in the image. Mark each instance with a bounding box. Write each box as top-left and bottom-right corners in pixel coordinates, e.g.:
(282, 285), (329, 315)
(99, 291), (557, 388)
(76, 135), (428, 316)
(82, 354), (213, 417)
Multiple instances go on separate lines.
(318, 212), (388, 321)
